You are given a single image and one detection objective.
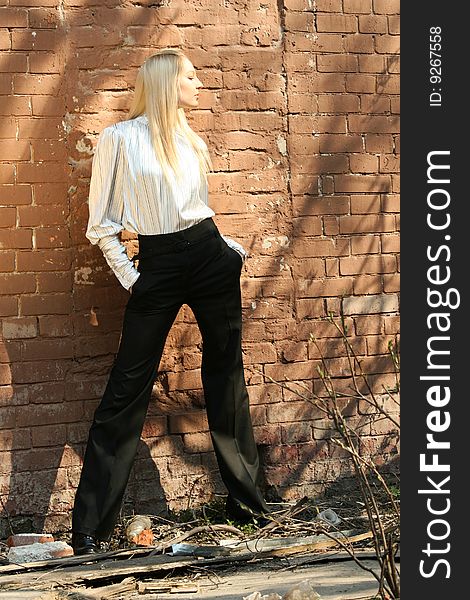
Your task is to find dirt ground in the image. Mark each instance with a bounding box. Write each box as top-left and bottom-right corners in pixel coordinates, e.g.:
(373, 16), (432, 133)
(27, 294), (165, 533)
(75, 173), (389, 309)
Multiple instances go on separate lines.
(0, 554), (385, 600)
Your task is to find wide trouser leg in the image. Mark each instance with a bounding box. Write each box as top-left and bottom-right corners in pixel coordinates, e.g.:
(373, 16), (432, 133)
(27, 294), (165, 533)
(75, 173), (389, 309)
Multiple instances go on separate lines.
(187, 237), (269, 518)
(72, 302), (181, 541)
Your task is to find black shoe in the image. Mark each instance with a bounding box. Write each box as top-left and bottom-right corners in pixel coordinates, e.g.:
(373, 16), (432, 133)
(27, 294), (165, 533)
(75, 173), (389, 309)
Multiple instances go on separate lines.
(225, 496), (271, 528)
(71, 532), (99, 556)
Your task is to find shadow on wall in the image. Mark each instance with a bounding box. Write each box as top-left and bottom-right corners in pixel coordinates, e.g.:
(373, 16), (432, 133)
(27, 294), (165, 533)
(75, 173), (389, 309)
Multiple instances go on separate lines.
(1, 2), (399, 536)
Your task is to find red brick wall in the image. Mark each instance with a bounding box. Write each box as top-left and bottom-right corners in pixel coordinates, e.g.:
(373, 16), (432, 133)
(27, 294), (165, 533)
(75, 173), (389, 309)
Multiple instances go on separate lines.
(0, 0), (399, 534)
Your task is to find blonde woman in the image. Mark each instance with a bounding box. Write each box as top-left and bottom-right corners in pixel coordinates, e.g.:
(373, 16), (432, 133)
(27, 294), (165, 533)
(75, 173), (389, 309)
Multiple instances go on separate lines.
(71, 48), (271, 556)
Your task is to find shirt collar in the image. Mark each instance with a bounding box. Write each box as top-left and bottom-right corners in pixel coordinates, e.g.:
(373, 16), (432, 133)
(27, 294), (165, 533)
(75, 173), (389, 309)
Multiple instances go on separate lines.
(135, 114), (183, 138)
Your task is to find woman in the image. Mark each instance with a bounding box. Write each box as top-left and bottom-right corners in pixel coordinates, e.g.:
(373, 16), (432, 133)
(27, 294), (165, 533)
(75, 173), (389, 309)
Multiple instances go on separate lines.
(71, 48), (271, 556)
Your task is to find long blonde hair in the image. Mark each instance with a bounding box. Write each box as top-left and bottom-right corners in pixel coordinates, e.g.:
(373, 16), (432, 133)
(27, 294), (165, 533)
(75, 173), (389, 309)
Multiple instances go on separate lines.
(127, 48), (213, 187)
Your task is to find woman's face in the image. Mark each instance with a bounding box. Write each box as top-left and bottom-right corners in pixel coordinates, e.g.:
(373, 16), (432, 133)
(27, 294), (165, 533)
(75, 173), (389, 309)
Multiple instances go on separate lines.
(178, 57), (203, 109)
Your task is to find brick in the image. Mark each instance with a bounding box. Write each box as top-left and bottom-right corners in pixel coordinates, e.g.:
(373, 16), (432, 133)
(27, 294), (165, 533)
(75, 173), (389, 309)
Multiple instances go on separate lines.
(295, 298), (326, 319)
(334, 175), (391, 193)
(0, 29), (10, 51)
(289, 72), (346, 93)
(17, 162), (68, 183)
(343, 293), (399, 315)
(316, 14), (357, 33)
(377, 74), (399, 94)
(299, 277), (354, 298)
(355, 315), (386, 335)
(373, 0), (400, 12)
(353, 275), (383, 295)
(383, 273), (400, 292)
(286, 32), (343, 53)
(387, 55), (400, 73)
(285, 12), (315, 32)
(317, 55), (358, 73)
(319, 134), (363, 153)
(292, 216), (322, 236)
(380, 153), (400, 173)
(351, 235), (380, 254)
(0, 274), (36, 295)
(0, 185), (32, 206)
(381, 234), (400, 253)
(325, 256), (339, 275)
(349, 154), (379, 173)
(27, 8), (61, 29)
(0, 52), (28, 73)
(10, 359), (72, 385)
(37, 271), (71, 294)
(0, 96), (30, 116)
(318, 94), (360, 113)
(384, 315), (400, 335)
(264, 361), (316, 382)
(37, 315), (73, 337)
(182, 432), (213, 453)
(15, 339), (73, 361)
(345, 74), (376, 93)
(0, 208), (16, 227)
(169, 412), (209, 434)
(358, 55), (386, 73)
(315, 0), (342, 10)
(0, 228), (33, 249)
(375, 35), (400, 54)
(11, 27), (60, 50)
(348, 115), (399, 134)
(17, 249), (71, 272)
(344, 33), (375, 53)
(360, 95), (390, 113)
(350, 195), (381, 214)
(266, 401), (313, 423)
(278, 341), (308, 363)
(18, 205), (68, 226)
(0, 165), (14, 184)
(343, 0), (372, 12)
(0, 296), (18, 317)
(340, 255), (396, 275)
(359, 15), (388, 33)
(31, 424), (66, 447)
(388, 15), (400, 35)
(35, 226), (70, 249)
(7, 533), (54, 547)
(293, 155), (349, 175)
(340, 215), (395, 233)
(365, 134), (394, 153)
(293, 238), (350, 258)
(2, 317), (37, 339)
(0, 8), (28, 27)
(0, 251), (14, 271)
(293, 195), (350, 216)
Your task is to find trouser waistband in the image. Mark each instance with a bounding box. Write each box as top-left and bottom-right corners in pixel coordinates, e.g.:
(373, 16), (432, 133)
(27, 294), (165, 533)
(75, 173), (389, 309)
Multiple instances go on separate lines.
(134, 217), (218, 261)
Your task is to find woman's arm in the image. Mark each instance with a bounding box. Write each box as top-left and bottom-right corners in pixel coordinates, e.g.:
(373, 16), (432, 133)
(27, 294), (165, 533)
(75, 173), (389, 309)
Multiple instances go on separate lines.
(85, 126), (140, 291)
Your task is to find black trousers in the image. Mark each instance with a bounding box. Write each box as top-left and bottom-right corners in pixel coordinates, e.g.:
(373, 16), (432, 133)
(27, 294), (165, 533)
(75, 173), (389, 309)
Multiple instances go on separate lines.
(72, 217), (269, 540)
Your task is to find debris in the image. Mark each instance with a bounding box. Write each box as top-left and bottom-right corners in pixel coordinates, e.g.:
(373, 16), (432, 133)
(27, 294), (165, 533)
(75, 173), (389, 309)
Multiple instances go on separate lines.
(125, 515), (153, 546)
(7, 541), (73, 563)
(243, 592), (282, 600)
(316, 509), (341, 527)
(243, 578), (321, 600)
(137, 580), (199, 594)
(170, 542), (231, 557)
(282, 579), (321, 600)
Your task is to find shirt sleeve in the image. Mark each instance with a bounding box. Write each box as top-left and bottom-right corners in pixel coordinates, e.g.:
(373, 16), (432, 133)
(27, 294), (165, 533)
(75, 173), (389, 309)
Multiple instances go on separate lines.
(85, 126), (140, 291)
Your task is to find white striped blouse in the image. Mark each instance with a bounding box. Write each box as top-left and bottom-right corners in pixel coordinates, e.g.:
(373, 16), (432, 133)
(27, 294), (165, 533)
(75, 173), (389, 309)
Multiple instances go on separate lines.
(85, 114), (246, 291)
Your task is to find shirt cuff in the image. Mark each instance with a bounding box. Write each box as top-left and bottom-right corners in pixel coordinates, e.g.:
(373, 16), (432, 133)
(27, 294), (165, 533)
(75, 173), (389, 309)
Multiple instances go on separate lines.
(220, 235), (247, 262)
(98, 234), (141, 291)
